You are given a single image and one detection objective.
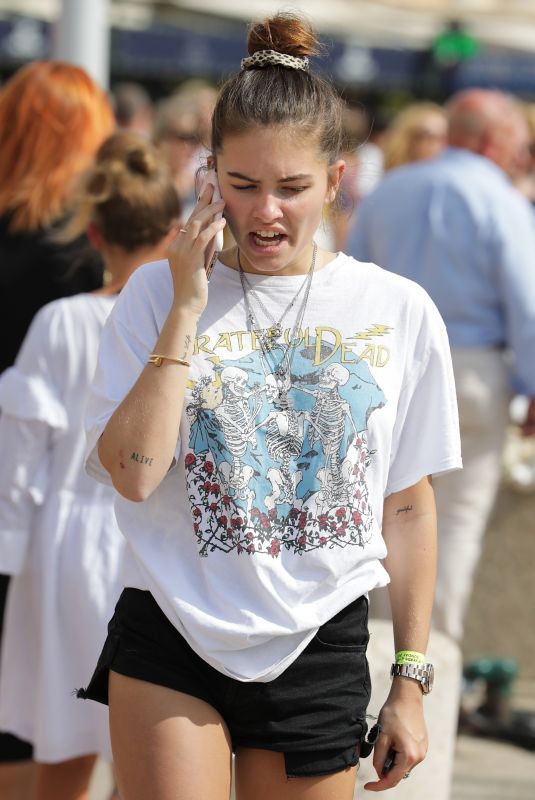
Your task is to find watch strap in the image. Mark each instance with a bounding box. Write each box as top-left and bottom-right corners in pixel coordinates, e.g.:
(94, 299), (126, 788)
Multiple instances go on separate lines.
(390, 662), (434, 694)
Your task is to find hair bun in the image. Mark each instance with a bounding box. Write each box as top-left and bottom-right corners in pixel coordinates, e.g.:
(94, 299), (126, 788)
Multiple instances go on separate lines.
(86, 168), (112, 203)
(126, 147), (156, 176)
(247, 13), (319, 59)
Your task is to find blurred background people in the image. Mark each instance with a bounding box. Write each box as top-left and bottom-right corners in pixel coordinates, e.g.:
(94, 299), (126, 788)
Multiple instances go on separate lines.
(514, 102), (535, 205)
(355, 106), (389, 198)
(327, 103), (369, 251)
(0, 61), (115, 375)
(0, 131), (181, 800)
(348, 89), (535, 647)
(153, 93), (202, 217)
(332, 100), (446, 252)
(0, 59), (114, 799)
(111, 82), (154, 139)
(170, 80), (236, 252)
(173, 78), (218, 151)
(382, 101), (447, 171)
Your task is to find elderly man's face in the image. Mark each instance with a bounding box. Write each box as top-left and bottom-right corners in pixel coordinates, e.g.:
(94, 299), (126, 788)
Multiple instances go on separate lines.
(493, 115), (531, 179)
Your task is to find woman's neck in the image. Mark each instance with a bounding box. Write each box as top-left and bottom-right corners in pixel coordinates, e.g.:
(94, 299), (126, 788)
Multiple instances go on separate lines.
(221, 244), (337, 277)
(94, 242), (167, 295)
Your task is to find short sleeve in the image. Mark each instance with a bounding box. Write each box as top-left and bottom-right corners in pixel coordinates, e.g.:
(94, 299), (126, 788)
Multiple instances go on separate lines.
(85, 263), (170, 485)
(386, 293), (462, 496)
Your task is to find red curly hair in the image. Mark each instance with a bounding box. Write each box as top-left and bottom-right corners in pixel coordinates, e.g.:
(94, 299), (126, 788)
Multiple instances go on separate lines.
(0, 61), (115, 233)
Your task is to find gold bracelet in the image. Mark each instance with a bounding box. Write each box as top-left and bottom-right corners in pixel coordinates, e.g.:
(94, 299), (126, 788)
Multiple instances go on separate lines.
(148, 354), (191, 368)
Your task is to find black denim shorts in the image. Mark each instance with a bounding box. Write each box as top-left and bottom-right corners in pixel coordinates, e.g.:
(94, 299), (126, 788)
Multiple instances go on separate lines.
(78, 588), (371, 778)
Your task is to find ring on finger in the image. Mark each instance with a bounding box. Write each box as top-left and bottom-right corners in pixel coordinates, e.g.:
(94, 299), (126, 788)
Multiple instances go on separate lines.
(179, 228), (188, 234)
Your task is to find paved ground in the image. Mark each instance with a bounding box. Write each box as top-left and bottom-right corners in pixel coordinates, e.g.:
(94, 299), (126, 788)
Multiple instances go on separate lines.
(451, 483), (535, 799)
(451, 679), (535, 800)
(452, 734), (535, 800)
(462, 484), (535, 679)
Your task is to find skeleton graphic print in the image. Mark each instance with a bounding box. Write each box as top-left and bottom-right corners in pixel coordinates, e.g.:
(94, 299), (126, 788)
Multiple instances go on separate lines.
(85, 255), (462, 681)
(185, 333), (386, 558)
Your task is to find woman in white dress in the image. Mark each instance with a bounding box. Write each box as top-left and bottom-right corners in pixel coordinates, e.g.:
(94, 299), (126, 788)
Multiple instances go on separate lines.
(0, 131), (180, 800)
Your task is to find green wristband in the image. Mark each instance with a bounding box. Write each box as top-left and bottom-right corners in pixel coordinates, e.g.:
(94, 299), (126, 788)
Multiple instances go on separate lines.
(395, 650), (426, 665)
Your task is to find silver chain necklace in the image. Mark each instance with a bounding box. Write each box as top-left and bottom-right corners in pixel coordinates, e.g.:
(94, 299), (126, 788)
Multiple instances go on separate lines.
(239, 252), (313, 342)
(238, 244), (317, 400)
(238, 243), (317, 348)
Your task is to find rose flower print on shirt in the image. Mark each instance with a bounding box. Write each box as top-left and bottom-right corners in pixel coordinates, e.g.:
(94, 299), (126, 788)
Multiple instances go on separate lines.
(185, 329), (387, 558)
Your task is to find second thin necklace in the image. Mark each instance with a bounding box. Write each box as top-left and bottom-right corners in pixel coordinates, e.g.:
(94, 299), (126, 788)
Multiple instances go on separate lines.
(237, 243), (317, 350)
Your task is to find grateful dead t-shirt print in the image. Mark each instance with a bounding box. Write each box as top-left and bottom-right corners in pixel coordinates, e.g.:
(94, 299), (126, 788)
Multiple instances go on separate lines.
(185, 328), (386, 558)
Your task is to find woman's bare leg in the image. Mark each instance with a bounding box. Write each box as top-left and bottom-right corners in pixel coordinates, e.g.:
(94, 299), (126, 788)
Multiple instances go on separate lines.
(109, 671), (232, 800)
(235, 748), (357, 800)
(33, 755), (96, 800)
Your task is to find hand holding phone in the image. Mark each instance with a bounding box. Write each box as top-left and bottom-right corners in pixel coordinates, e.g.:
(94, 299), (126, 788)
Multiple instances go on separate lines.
(198, 169), (224, 279)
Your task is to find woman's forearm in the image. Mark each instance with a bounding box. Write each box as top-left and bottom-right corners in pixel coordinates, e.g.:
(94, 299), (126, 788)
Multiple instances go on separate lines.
(98, 306), (200, 501)
(382, 476), (437, 656)
(363, 478), (438, 790)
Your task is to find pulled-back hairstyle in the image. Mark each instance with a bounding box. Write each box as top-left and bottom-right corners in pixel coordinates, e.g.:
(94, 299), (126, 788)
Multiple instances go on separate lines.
(58, 132), (181, 252)
(212, 13), (343, 164)
(0, 61), (115, 233)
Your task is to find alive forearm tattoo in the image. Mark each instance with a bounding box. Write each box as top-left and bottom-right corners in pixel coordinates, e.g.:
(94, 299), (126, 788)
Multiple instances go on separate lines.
(131, 452), (154, 466)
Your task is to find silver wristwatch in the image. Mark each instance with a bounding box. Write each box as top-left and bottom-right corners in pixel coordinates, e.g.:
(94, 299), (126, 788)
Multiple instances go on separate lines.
(390, 662), (434, 695)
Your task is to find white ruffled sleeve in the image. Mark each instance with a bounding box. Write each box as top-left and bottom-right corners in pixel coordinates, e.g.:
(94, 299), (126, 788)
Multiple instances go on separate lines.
(0, 304), (69, 574)
(0, 417), (50, 573)
(0, 368), (68, 430)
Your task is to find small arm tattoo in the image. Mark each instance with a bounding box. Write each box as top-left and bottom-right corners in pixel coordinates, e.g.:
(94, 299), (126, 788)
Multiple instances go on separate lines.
(396, 505), (413, 515)
(182, 334), (192, 360)
(131, 452), (154, 467)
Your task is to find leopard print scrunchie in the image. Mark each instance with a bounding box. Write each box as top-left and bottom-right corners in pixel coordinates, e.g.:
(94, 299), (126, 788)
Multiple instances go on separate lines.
(241, 50), (309, 72)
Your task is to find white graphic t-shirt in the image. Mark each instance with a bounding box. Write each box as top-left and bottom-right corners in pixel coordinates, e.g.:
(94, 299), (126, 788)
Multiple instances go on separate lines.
(86, 253), (461, 681)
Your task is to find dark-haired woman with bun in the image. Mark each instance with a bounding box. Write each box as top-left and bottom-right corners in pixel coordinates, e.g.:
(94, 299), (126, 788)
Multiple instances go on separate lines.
(80, 14), (461, 799)
(0, 132), (180, 800)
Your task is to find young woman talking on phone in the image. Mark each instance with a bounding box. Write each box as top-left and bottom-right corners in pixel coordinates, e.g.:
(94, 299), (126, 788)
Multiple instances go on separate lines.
(79, 13), (461, 799)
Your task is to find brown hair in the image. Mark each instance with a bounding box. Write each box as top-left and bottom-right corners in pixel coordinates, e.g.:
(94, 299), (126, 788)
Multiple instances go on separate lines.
(58, 132), (181, 252)
(211, 13), (343, 164)
(0, 61), (114, 233)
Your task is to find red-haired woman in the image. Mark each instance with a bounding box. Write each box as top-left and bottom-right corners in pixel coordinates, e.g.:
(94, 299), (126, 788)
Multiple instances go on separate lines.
(0, 60), (115, 373)
(0, 60), (114, 798)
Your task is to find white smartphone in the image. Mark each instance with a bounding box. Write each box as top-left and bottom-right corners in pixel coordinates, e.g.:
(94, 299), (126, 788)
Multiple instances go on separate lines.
(198, 168), (224, 279)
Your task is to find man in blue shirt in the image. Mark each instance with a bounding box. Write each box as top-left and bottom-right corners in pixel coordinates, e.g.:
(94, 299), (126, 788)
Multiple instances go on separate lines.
(348, 89), (535, 642)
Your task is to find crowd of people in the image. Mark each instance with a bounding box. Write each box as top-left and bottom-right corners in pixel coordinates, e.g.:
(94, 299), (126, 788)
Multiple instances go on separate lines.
(0, 11), (533, 800)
